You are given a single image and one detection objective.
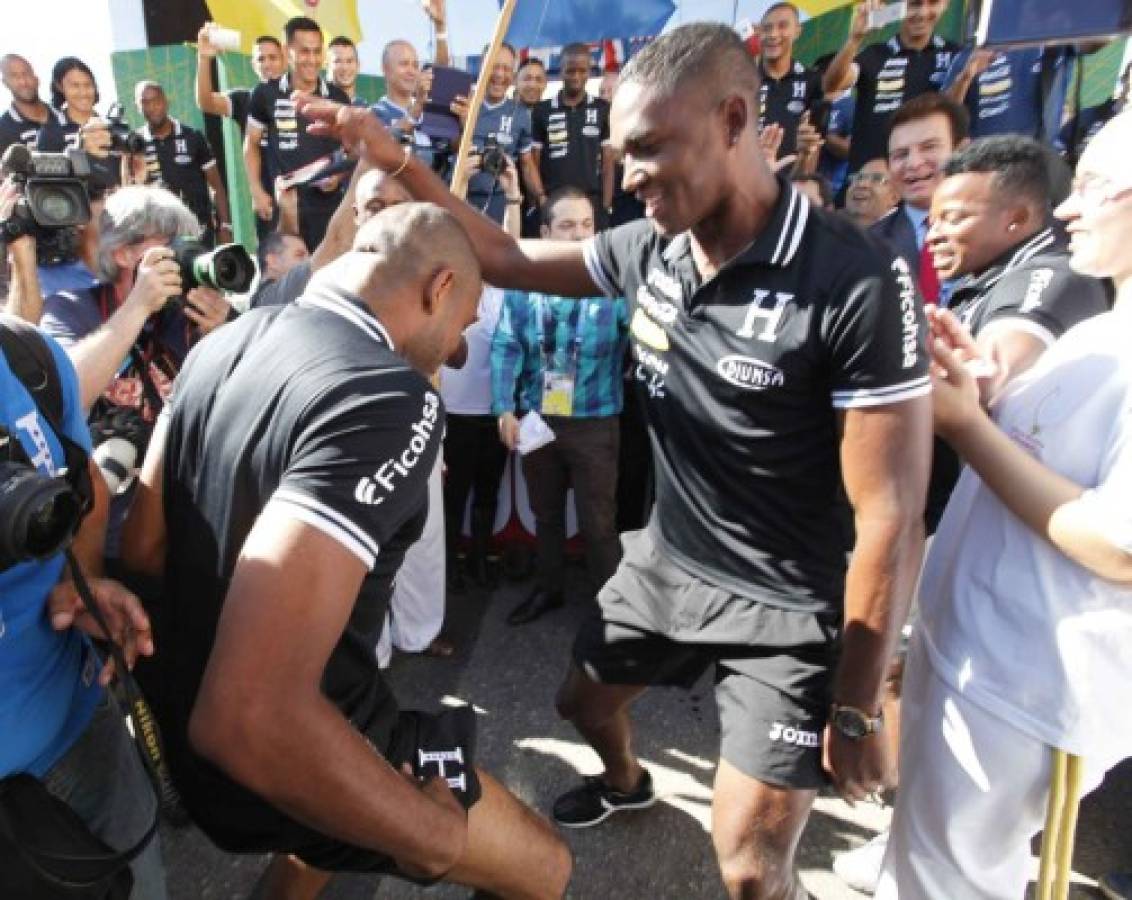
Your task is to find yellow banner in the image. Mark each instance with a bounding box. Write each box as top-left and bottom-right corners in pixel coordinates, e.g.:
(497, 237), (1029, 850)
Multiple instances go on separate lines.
(205, 0), (362, 53)
(795, 0), (857, 15)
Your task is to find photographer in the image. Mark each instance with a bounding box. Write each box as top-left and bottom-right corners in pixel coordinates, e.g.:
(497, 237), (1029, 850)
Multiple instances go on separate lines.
(36, 57), (124, 191)
(450, 43), (538, 225)
(39, 185), (233, 556)
(0, 314), (163, 896)
(1, 175), (43, 323)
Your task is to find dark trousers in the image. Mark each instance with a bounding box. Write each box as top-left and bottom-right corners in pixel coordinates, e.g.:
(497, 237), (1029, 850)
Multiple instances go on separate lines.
(442, 414), (509, 551)
(521, 416), (621, 596)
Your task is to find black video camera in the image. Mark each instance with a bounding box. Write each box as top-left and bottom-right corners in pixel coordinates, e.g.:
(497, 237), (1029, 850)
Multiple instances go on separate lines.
(170, 236), (257, 298)
(480, 136), (508, 179)
(105, 103), (148, 155)
(0, 144), (93, 246)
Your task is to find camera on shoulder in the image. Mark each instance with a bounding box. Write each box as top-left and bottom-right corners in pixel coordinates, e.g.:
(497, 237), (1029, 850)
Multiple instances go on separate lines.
(0, 144), (93, 243)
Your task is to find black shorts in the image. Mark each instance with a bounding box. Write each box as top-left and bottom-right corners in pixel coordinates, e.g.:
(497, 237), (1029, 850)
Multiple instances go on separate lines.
(177, 699), (481, 880)
(572, 529), (840, 789)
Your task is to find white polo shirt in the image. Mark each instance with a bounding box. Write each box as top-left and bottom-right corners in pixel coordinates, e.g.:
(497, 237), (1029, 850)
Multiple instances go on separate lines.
(919, 304), (1132, 761)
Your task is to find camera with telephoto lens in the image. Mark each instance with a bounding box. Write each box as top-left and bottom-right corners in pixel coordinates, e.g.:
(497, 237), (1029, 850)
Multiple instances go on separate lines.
(0, 437), (85, 572)
(169, 236), (257, 299)
(0, 144), (92, 247)
(480, 136), (507, 179)
(105, 103), (147, 155)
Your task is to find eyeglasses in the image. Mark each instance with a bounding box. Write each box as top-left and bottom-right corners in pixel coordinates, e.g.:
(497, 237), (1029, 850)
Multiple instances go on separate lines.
(848, 172), (889, 186)
(1069, 173), (1132, 205)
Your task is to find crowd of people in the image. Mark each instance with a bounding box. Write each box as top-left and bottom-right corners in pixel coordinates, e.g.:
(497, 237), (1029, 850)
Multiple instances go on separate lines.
(2, 1), (1131, 898)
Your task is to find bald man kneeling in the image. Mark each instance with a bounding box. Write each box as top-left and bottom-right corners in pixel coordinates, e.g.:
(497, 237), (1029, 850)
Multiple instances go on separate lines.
(123, 203), (572, 900)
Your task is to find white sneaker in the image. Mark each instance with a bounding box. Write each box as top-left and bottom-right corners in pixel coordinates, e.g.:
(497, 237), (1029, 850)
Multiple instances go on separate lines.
(833, 830), (889, 894)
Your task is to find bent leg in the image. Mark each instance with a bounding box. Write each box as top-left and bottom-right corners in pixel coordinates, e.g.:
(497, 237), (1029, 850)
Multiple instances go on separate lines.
(712, 761), (815, 900)
(444, 769), (572, 900)
(555, 662), (649, 791)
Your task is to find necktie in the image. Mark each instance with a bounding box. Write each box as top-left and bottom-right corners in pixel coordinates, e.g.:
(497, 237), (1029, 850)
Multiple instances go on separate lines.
(918, 239), (940, 305)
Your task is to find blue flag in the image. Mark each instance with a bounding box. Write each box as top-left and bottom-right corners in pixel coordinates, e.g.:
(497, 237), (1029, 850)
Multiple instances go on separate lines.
(503, 0), (676, 47)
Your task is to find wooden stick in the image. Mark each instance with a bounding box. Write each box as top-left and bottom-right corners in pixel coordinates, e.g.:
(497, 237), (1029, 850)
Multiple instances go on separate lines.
(1037, 748), (1067, 900)
(1052, 753), (1083, 900)
(448, 0), (520, 200)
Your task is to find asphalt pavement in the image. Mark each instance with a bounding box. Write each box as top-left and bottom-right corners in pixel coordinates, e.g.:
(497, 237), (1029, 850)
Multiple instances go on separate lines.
(162, 563), (1132, 899)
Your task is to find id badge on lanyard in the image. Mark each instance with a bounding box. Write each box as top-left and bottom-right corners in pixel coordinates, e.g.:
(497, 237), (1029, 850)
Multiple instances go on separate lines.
(539, 299), (582, 418)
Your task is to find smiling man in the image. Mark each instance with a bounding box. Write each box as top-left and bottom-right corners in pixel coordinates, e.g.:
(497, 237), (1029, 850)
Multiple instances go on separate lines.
(845, 158), (898, 228)
(298, 20), (933, 898)
(245, 16), (350, 252)
(757, 2), (824, 159)
(871, 92), (969, 302)
(824, 0), (958, 176)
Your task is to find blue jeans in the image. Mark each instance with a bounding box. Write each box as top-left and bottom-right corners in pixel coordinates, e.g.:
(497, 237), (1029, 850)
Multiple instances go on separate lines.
(42, 694), (167, 899)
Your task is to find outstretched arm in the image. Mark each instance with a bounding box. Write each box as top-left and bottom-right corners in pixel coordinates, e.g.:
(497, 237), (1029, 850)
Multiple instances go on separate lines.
(931, 308), (1132, 584)
(297, 97), (600, 298)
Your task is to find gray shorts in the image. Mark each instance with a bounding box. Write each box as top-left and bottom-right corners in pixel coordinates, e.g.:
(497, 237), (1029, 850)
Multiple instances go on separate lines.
(572, 529), (840, 789)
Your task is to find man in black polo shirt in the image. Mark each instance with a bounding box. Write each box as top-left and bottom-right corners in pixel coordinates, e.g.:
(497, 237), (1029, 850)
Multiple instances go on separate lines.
(530, 43), (613, 229)
(195, 27), (286, 132)
(246, 16), (350, 252)
(299, 20), (931, 897)
(758, 3), (824, 158)
(127, 204), (571, 899)
(823, 0), (957, 175)
(0, 54), (53, 154)
(195, 26), (285, 239)
(923, 135), (1109, 519)
(135, 81), (231, 245)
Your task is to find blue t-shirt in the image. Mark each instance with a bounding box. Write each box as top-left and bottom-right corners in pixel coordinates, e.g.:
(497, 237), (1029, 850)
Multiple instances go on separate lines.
(943, 47), (1072, 140)
(818, 94), (854, 197)
(372, 95), (435, 169)
(0, 333), (101, 778)
(466, 98), (533, 224)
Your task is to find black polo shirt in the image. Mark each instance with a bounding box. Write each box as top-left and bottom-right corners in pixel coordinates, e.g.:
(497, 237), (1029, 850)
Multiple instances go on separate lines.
(922, 226), (1110, 531)
(582, 179), (930, 614)
(0, 104), (52, 155)
(532, 91), (609, 201)
(849, 34), (958, 173)
(247, 73), (349, 178)
(227, 88), (252, 132)
(759, 59), (823, 158)
(156, 281), (442, 842)
(139, 119), (215, 231)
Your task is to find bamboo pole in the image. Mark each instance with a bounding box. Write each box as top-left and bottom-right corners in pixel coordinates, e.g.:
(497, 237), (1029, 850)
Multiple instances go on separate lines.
(448, 0), (520, 200)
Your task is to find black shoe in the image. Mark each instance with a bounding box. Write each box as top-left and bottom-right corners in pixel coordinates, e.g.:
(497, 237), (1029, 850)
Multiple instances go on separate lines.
(506, 588), (564, 625)
(552, 771), (656, 828)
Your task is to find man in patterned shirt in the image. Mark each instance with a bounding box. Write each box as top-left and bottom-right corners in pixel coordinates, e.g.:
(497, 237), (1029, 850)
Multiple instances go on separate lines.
(491, 187), (628, 626)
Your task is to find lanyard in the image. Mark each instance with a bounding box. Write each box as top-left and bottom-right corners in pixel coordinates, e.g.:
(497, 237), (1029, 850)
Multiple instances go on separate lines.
(536, 296), (583, 362)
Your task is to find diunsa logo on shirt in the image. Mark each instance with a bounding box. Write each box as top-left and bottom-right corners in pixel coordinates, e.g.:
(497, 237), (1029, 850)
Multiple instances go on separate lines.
(716, 355), (785, 390)
(354, 392), (440, 505)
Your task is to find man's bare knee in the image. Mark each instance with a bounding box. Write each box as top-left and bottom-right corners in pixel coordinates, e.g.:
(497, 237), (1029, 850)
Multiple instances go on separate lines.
(715, 832), (803, 900)
(554, 665), (636, 725)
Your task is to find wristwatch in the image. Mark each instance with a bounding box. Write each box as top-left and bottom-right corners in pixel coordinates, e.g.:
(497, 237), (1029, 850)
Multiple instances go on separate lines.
(830, 703), (884, 740)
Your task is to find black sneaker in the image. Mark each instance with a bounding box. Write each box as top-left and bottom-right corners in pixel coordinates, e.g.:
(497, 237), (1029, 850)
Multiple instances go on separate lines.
(552, 771), (656, 828)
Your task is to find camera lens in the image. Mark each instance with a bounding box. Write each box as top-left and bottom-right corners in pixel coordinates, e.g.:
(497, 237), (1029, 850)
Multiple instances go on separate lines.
(25, 489), (81, 556)
(0, 463), (82, 568)
(35, 186), (78, 226)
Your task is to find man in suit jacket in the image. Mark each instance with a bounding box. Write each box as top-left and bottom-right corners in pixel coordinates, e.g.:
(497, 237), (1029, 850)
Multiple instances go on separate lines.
(869, 93), (969, 301)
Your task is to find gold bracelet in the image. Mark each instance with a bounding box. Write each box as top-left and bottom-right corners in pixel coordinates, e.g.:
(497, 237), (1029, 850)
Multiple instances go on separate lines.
(390, 144), (412, 179)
